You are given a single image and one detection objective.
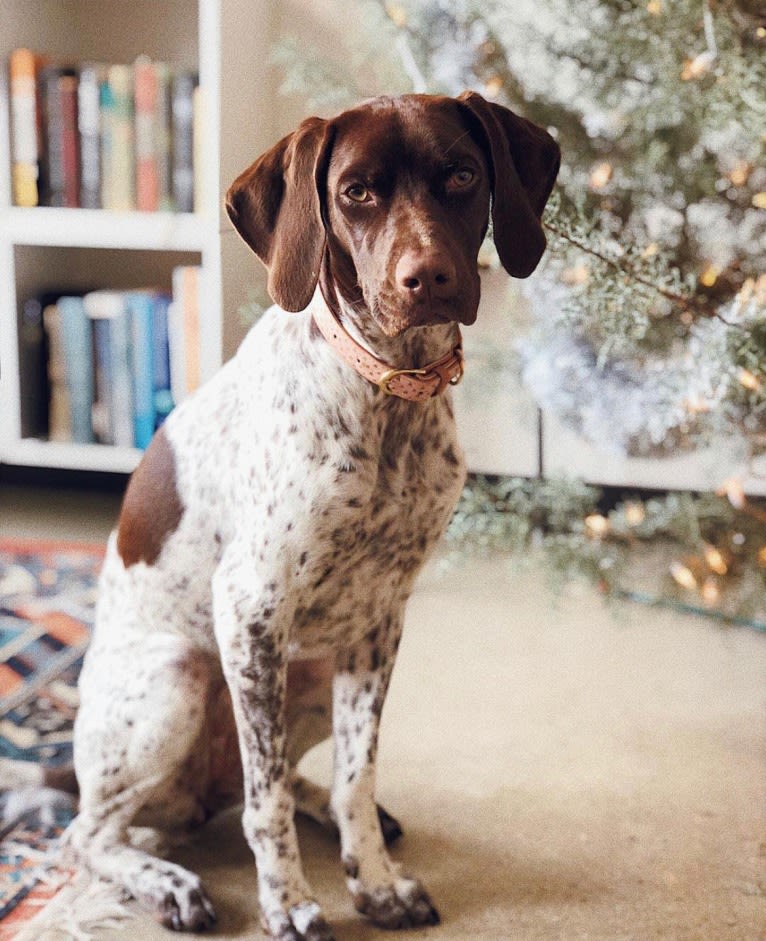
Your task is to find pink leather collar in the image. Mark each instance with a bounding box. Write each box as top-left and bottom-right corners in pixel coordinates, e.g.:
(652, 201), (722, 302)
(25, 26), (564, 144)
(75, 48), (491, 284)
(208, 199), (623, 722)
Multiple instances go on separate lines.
(311, 296), (464, 402)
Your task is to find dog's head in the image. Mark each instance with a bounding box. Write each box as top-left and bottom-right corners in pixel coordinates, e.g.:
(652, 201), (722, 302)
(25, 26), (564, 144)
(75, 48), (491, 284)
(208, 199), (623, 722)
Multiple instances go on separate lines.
(227, 92), (560, 337)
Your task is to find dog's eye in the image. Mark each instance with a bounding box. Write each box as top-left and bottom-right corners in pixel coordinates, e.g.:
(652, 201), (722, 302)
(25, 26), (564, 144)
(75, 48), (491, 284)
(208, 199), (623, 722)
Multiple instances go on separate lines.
(344, 183), (371, 203)
(447, 168), (475, 190)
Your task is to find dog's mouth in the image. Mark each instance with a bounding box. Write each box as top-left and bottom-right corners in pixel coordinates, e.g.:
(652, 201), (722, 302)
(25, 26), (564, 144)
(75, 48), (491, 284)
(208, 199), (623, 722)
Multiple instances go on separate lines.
(372, 296), (478, 337)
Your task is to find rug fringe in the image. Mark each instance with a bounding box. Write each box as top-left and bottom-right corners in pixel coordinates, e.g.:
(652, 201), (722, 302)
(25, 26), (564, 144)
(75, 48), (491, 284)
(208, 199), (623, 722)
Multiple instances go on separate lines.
(10, 874), (135, 941)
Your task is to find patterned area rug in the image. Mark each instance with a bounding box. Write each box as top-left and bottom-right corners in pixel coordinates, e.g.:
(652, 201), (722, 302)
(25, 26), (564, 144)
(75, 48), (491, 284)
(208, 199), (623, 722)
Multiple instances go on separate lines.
(0, 538), (103, 936)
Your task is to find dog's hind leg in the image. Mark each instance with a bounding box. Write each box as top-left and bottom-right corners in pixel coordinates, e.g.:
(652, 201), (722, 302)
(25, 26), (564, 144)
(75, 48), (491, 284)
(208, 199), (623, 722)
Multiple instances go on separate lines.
(66, 635), (218, 931)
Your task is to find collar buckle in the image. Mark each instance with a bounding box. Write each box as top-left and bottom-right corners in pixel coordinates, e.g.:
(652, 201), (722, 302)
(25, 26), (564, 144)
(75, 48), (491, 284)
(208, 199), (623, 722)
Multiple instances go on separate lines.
(378, 366), (430, 396)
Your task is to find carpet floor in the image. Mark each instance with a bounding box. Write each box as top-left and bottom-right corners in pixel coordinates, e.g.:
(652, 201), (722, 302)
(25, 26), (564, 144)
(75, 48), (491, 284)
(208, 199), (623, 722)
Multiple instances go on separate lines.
(16, 555), (764, 941)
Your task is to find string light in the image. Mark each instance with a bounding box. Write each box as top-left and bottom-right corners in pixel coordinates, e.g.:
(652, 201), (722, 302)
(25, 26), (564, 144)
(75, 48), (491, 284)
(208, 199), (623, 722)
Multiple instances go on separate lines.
(589, 162), (613, 190)
(703, 544), (728, 575)
(738, 369), (762, 392)
(728, 161), (750, 187)
(701, 577), (720, 606)
(718, 478), (746, 509)
(699, 264), (720, 288)
(670, 562), (698, 590)
(624, 502), (646, 526)
(585, 514), (610, 538)
(385, 3), (407, 27)
(681, 51), (715, 80)
(484, 76), (503, 98)
(561, 265), (590, 286)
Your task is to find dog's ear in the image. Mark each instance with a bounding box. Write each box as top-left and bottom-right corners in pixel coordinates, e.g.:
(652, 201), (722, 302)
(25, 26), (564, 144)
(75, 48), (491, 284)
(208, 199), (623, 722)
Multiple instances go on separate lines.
(458, 91), (560, 278)
(226, 117), (334, 312)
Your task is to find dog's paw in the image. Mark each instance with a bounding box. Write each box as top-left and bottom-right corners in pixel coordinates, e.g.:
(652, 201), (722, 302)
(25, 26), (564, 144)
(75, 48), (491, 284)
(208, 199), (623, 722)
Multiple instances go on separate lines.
(352, 877), (440, 930)
(263, 900), (336, 941)
(145, 872), (217, 931)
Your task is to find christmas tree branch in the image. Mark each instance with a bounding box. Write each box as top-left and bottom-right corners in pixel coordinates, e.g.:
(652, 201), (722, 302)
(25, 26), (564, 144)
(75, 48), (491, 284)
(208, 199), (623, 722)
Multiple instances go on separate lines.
(542, 220), (739, 327)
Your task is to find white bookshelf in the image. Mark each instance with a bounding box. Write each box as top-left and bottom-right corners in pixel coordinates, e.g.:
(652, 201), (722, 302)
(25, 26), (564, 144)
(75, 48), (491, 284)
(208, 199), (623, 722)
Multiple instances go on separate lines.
(0, 0), (224, 474)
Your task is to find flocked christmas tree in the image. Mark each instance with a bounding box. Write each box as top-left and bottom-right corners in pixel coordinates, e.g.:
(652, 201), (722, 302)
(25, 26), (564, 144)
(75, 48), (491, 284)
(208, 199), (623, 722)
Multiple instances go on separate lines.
(275, 0), (766, 624)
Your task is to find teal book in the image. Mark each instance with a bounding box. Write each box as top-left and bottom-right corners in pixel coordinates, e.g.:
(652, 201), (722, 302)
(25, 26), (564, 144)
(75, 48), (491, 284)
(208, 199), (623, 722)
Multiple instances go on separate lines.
(57, 296), (94, 443)
(125, 292), (156, 449)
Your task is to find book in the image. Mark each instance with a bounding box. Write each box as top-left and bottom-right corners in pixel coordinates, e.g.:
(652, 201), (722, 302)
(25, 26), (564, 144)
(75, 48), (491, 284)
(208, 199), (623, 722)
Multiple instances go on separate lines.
(154, 63), (173, 211)
(150, 293), (174, 427)
(134, 56), (158, 212)
(41, 66), (79, 207)
(125, 292), (156, 448)
(57, 296), (94, 443)
(78, 63), (102, 209)
(192, 83), (205, 214)
(169, 266), (200, 403)
(83, 291), (134, 447)
(18, 293), (55, 439)
(171, 72), (197, 212)
(101, 64), (134, 210)
(43, 302), (71, 442)
(9, 48), (44, 207)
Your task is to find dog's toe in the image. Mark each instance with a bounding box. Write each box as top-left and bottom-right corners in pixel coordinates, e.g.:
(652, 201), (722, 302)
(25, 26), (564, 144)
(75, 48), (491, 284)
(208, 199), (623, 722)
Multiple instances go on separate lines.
(353, 877), (440, 930)
(148, 874), (217, 931)
(265, 900), (336, 941)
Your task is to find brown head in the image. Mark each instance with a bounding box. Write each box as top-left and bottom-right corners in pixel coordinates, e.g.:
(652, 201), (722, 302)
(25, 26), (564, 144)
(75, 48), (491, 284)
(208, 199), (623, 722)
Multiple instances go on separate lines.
(226, 92), (560, 338)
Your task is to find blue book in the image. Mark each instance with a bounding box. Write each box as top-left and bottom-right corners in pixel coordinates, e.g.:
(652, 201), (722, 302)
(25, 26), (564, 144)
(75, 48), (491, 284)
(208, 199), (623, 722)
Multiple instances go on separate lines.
(91, 316), (114, 443)
(151, 293), (174, 428)
(57, 296), (94, 443)
(83, 291), (134, 448)
(125, 292), (156, 450)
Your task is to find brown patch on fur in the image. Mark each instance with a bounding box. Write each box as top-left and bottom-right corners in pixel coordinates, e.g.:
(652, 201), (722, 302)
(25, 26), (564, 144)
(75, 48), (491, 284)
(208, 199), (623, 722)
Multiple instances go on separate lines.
(43, 763), (79, 795)
(117, 426), (184, 568)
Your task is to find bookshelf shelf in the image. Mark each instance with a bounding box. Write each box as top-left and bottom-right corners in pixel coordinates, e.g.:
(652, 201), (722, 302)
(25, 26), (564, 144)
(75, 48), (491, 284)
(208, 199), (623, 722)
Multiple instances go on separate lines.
(1, 207), (214, 252)
(0, 0), (225, 475)
(1, 439), (142, 474)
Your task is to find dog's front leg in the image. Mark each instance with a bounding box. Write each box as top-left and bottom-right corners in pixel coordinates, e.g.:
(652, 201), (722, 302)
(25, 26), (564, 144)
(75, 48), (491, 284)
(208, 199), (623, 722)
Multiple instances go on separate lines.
(332, 614), (440, 930)
(213, 550), (334, 941)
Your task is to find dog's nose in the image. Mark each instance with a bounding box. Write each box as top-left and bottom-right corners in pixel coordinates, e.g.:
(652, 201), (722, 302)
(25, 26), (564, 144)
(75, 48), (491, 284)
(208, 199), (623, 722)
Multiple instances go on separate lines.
(395, 249), (457, 300)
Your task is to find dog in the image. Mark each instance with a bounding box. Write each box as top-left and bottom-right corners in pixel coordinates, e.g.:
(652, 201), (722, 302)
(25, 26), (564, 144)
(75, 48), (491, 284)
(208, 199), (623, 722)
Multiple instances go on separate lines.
(64, 91), (559, 940)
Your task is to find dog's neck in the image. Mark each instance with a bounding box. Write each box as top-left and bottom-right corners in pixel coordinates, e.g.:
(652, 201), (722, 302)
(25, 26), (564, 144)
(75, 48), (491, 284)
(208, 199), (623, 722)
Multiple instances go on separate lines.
(317, 281), (460, 372)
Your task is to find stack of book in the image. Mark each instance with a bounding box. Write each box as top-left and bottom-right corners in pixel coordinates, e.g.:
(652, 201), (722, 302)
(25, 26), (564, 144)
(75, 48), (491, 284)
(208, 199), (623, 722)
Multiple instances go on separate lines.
(18, 266), (202, 449)
(9, 49), (200, 212)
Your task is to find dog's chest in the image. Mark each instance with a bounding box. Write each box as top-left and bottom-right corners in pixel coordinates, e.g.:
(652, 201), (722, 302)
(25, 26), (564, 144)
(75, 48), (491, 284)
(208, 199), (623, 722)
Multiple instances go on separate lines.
(284, 399), (465, 651)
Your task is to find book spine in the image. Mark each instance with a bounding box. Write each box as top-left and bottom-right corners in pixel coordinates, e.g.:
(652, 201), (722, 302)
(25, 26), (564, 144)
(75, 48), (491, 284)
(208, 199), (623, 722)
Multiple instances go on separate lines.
(125, 292), (156, 449)
(41, 67), (64, 206)
(171, 72), (197, 212)
(19, 296), (50, 438)
(59, 73), (80, 207)
(43, 303), (71, 442)
(134, 56), (159, 212)
(170, 265), (200, 400)
(78, 64), (102, 209)
(9, 48), (41, 207)
(102, 64), (135, 211)
(91, 317), (114, 444)
(83, 291), (134, 447)
(109, 307), (135, 447)
(151, 293), (174, 426)
(155, 64), (173, 211)
(57, 296), (94, 443)
(192, 83), (204, 214)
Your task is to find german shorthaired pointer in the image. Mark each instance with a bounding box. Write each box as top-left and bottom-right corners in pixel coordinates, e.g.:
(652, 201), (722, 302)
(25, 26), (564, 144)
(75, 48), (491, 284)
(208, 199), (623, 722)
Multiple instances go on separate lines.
(65, 92), (559, 940)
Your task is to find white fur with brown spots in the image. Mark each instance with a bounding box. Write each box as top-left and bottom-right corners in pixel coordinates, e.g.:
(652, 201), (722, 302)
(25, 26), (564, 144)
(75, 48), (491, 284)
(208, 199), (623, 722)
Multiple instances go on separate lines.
(65, 92), (559, 940)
